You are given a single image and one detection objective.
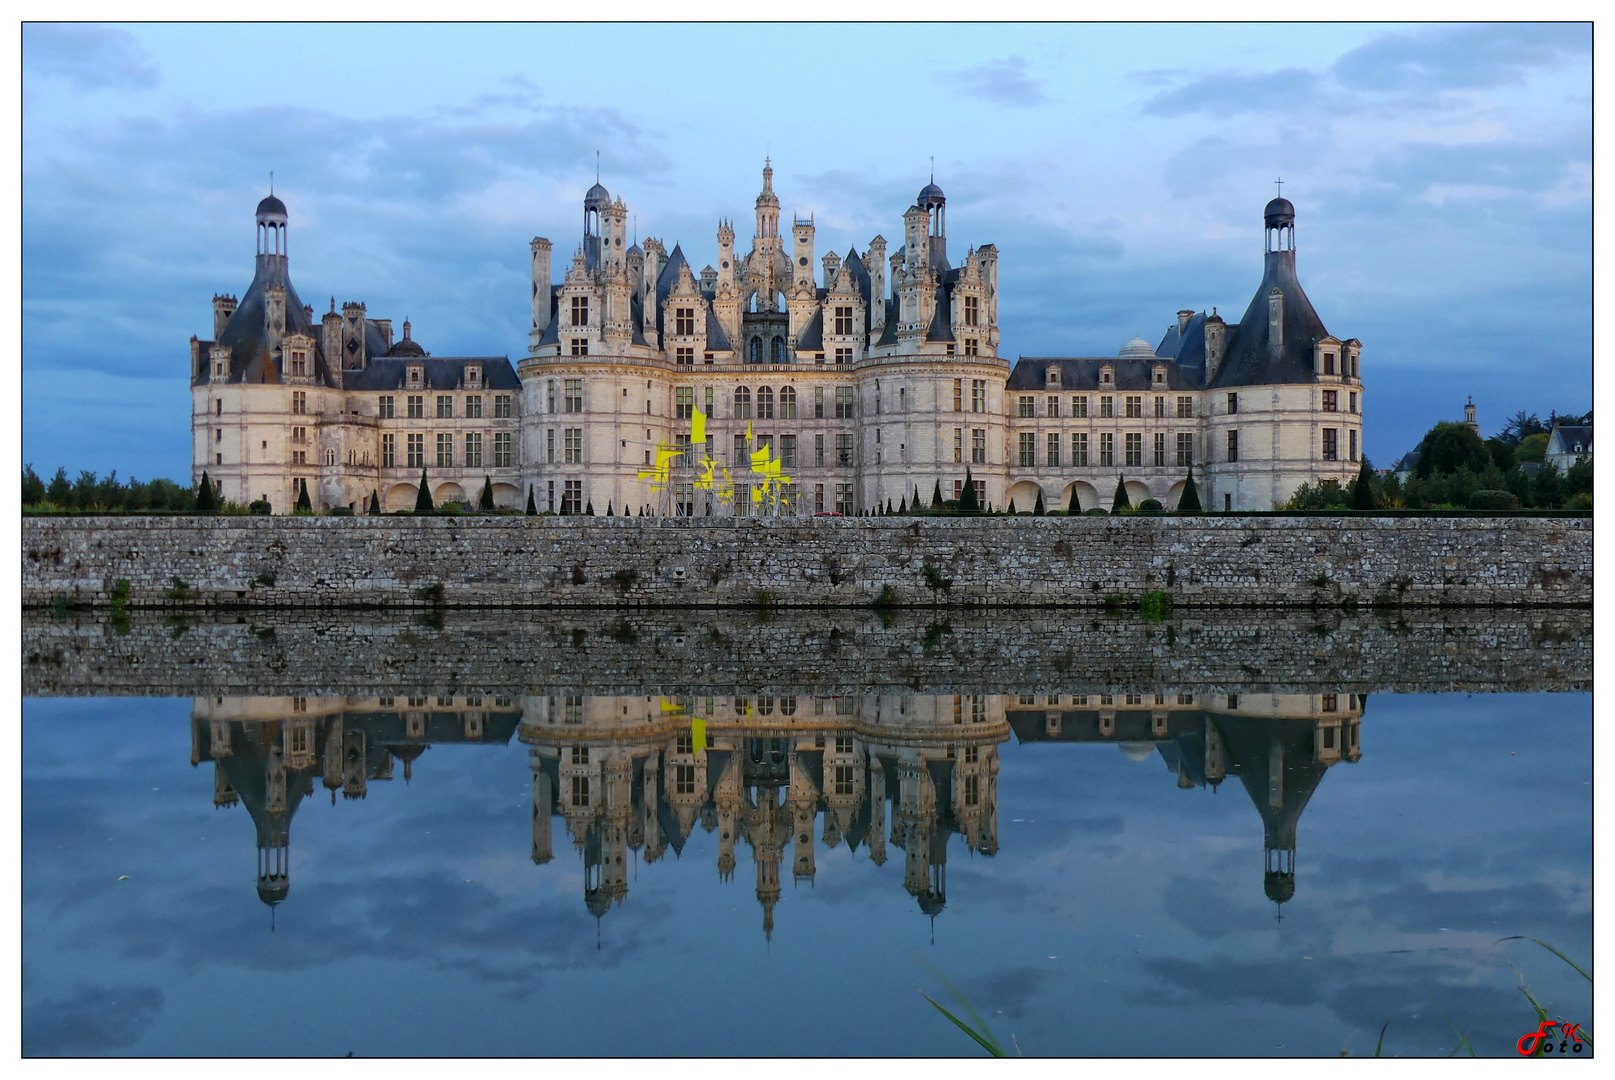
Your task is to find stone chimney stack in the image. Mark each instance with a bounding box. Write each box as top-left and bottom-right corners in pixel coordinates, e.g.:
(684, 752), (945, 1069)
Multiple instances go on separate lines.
(1204, 309), (1226, 387)
(213, 294), (238, 339)
(1177, 309), (1194, 335)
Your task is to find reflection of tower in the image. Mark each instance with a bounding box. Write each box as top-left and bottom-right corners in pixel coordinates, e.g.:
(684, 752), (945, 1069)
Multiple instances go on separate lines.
(788, 747), (819, 886)
(713, 750), (742, 882)
(529, 748), (554, 865)
(749, 784), (786, 940)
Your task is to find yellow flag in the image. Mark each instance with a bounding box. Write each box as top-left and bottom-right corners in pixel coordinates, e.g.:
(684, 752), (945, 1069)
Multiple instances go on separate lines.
(691, 718), (707, 753)
(692, 405), (706, 446)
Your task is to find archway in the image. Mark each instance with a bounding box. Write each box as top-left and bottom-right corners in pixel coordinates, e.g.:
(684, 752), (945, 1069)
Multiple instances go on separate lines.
(1061, 480), (1101, 513)
(492, 482), (522, 509)
(1165, 480), (1187, 509)
(1006, 480), (1044, 512)
(1123, 480), (1152, 506)
(385, 483), (418, 513)
(434, 481), (467, 506)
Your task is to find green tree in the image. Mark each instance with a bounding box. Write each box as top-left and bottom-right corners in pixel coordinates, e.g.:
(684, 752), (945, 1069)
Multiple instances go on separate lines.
(1067, 485), (1081, 514)
(1498, 410), (1546, 446)
(1515, 432), (1550, 464)
(886, 498), (894, 514)
(414, 468), (434, 513)
(369, 490), (381, 515)
(932, 480), (944, 509)
(585, 500), (595, 515)
(1565, 457), (1593, 497)
(1007, 498), (1018, 514)
(1350, 459), (1377, 510)
(1414, 422), (1491, 479)
(913, 485), (923, 512)
(72, 470), (98, 510)
(95, 470), (123, 509)
(1484, 438), (1516, 471)
(1177, 471), (1200, 512)
(1111, 477), (1130, 512)
(958, 467), (980, 512)
(22, 465), (45, 505)
(899, 496), (908, 513)
(294, 478), (312, 513)
(46, 467), (72, 505)
(1033, 490), (1045, 516)
(479, 475), (495, 511)
(1533, 461), (1563, 508)
(526, 485), (537, 515)
(196, 471), (220, 514)
(122, 479), (152, 512)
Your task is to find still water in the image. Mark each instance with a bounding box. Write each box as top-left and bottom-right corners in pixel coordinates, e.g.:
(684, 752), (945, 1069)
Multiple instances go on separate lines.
(22, 613), (1592, 1057)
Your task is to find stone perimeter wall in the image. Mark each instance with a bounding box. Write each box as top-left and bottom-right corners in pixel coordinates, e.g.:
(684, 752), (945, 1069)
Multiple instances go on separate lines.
(21, 608), (1591, 697)
(20, 515), (1591, 610)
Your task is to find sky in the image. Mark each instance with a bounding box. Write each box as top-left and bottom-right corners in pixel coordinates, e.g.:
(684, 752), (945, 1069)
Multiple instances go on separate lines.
(21, 22), (1592, 481)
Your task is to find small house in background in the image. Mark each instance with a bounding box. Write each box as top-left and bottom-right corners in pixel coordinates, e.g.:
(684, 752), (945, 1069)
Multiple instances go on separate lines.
(1546, 422), (1592, 472)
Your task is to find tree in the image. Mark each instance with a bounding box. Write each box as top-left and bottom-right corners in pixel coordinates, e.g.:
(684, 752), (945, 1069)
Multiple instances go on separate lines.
(1033, 490), (1045, 516)
(1350, 458), (1377, 510)
(1007, 498), (1017, 514)
(1067, 485), (1081, 514)
(1565, 457), (1593, 497)
(22, 465), (45, 505)
(196, 471), (220, 514)
(479, 475), (495, 511)
(1533, 460), (1563, 508)
(1414, 422), (1491, 479)
(72, 470), (98, 510)
(898, 496), (907, 513)
(1499, 410), (1547, 446)
(958, 467), (980, 512)
(606, 501), (615, 516)
(369, 490), (381, 515)
(292, 478), (311, 513)
(913, 485), (923, 512)
(1484, 438), (1516, 471)
(932, 480), (944, 509)
(1515, 432), (1550, 465)
(414, 468), (434, 513)
(526, 485), (537, 515)
(1111, 477), (1130, 512)
(585, 500), (595, 515)
(46, 467), (72, 506)
(1177, 470), (1201, 512)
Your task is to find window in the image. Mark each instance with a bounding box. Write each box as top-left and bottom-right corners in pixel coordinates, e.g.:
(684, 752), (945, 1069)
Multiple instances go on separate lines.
(494, 394), (511, 418)
(953, 379), (963, 412)
(571, 775), (590, 807)
(289, 351), (307, 377)
(953, 429), (963, 463)
(672, 763), (696, 795)
(465, 432), (482, 468)
(408, 395), (424, 419)
(1072, 432), (1088, 466)
(1019, 432), (1036, 466)
(1154, 395), (1165, 418)
(1018, 395), (1035, 418)
(1153, 431), (1166, 467)
(834, 306), (854, 335)
(291, 426), (307, 444)
(1101, 369), (1113, 385)
(780, 434), (797, 468)
(815, 483), (825, 512)
(1100, 395), (1113, 418)
(834, 483), (854, 515)
(1177, 395), (1194, 419)
(1322, 428), (1338, 461)
(675, 387), (694, 419)
(676, 347), (694, 366)
(835, 386), (855, 419)
(465, 395), (482, 418)
(815, 387), (826, 418)
(563, 428), (582, 464)
(564, 380), (582, 413)
(675, 307), (695, 336)
(437, 395), (453, 419)
(547, 381), (556, 413)
(1176, 431), (1193, 467)
(571, 296), (589, 326)
(570, 338), (589, 356)
(971, 379), (986, 412)
(771, 337), (785, 363)
(1100, 432), (1114, 466)
(963, 295), (979, 326)
(1047, 432), (1061, 467)
(815, 433), (825, 466)
(1046, 396), (1060, 418)
(379, 395), (395, 419)
(1322, 390), (1338, 412)
(562, 479), (582, 513)
(437, 432), (454, 468)
(734, 386), (751, 418)
(1349, 429), (1358, 462)
(1125, 432), (1142, 467)
(292, 391), (307, 414)
(290, 450), (306, 465)
(779, 385), (797, 418)
(1323, 352), (1335, 375)
(407, 433), (424, 467)
(757, 386), (774, 419)
(1227, 430), (1239, 462)
(382, 433), (395, 467)
(834, 346), (852, 365)
(836, 433), (854, 466)
(834, 765), (854, 796)
(1073, 396), (1088, 418)
(1125, 395), (1142, 418)
(1227, 392), (1239, 414)
(546, 429), (555, 464)
(1349, 392), (1358, 414)
(972, 429), (986, 465)
(964, 338), (979, 357)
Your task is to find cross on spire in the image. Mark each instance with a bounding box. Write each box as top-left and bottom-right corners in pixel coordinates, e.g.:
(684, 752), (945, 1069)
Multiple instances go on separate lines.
(1275, 177), (1284, 197)
(269, 170), (274, 195)
(595, 151), (600, 182)
(930, 155), (934, 182)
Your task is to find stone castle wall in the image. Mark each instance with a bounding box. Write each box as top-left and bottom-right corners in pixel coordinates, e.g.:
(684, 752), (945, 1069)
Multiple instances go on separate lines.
(20, 514), (1590, 610)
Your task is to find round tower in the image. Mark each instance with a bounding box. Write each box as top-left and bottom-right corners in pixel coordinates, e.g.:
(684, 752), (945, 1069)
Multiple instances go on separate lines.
(1264, 195), (1295, 254)
(256, 193), (288, 259)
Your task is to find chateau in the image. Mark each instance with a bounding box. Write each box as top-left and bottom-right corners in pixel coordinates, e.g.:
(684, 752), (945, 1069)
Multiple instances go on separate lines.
(191, 166), (1363, 513)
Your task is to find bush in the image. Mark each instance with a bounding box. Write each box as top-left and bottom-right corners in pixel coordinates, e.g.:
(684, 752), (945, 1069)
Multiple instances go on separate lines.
(1467, 489), (1520, 511)
(327, 506), (354, 516)
(248, 499), (272, 515)
(1138, 498), (1163, 513)
(1085, 507), (1108, 516)
(1564, 491), (1593, 510)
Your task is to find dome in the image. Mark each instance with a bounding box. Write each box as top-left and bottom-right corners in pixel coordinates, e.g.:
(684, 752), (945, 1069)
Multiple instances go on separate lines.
(1264, 196), (1295, 226)
(1119, 335), (1157, 358)
(626, 241), (642, 258)
(387, 337), (426, 358)
(584, 181), (611, 211)
(917, 181), (945, 206)
(1264, 871), (1296, 904)
(1117, 741), (1157, 763)
(257, 879), (289, 905)
(256, 194), (287, 219)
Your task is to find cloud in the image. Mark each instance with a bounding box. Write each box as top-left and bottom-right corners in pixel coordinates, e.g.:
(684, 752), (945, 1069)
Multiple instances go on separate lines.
(23, 24), (160, 90)
(23, 983), (164, 1056)
(943, 56), (1050, 107)
(1334, 23), (1591, 95)
(1144, 68), (1326, 118)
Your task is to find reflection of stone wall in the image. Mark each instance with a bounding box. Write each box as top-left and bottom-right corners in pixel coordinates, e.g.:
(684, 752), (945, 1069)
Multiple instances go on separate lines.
(23, 608), (1590, 697)
(20, 514), (1591, 610)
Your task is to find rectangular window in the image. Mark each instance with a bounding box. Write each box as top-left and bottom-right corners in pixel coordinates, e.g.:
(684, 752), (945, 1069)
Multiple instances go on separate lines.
(381, 433), (395, 468)
(571, 775), (590, 807)
(1100, 395), (1114, 418)
(564, 428), (583, 464)
(836, 433), (854, 466)
(407, 433), (424, 468)
(815, 433), (825, 466)
(1100, 432), (1114, 467)
(814, 483), (824, 513)
(570, 338), (589, 356)
(834, 346), (852, 365)
(1349, 429), (1358, 462)
(495, 432), (513, 468)
(437, 432), (454, 468)
(291, 391), (307, 414)
(1349, 391), (1358, 414)
(952, 428), (962, 463)
(1176, 431), (1194, 467)
(1227, 392), (1239, 414)
(289, 352), (307, 377)
(465, 395), (482, 418)
(834, 765), (855, 796)
(971, 379), (986, 412)
(562, 479), (582, 513)
(437, 395), (453, 419)
(1018, 395), (1035, 418)
(408, 395), (424, 419)
(1323, 352), (1336, 376)
(972, 429), (986, 465)
(834, 306), (854, 335)
(676, 346), (694, 367)
(1019, 432), (1036, 466)
(571, 295), (589, 327)
(1154, 395), (1165, 418)
(780, 434), (797, 468)
(675, 387), (694, 419)
(1072, 432), (1088, 466)
(1227, 430), (1239, 462)
(564, 380), (583, 413)
(379, 395), (395, 419)
(1322, 390), (1338, 412)
(1177, 395), (1194, 419)
(465, 432), (482, 468)
(495, 393), (511, 418)
(1153, 431), (1166, 467)
(1125, 395), (1142, 419)
(1322, 428), (1338, 461)
(546, 429), (555, 464)
(1046, 396), (1059, 418)
(1047, 432), (1060, 467)
(1125, 432), (1143, 467)
(814, 387), (826, 418)
(675, 307), (695, 336)
(953, 379), (963, 412)
(835, 483), (854, 515)
(1073, 395), (1088, 418)
(963, 295), (979, 326)
(290, 450), (306, 465)
(835, 386), (855, 419)
(964, 338), (979, 357)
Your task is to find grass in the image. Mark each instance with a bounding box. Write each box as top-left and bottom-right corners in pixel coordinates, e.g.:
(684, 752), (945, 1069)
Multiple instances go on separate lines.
(910, 950), (1018, 1057)
(1139, 589), (1172, 621)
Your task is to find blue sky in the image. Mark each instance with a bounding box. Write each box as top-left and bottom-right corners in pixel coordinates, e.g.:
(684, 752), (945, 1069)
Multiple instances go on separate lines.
(22, 22), (1591, 481)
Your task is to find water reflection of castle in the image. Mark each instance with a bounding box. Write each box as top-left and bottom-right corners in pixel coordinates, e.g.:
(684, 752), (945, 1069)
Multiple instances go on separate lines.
(191, 691), (1361, 929)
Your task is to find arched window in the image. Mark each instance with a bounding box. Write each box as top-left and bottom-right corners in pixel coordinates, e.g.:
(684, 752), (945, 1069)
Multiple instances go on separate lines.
(733, 386), (751, 419)
(779, 385), (798, 419)
(749, 337), (762, 364)
(771, 336), (785, 363)
(756, 386), (774, 419)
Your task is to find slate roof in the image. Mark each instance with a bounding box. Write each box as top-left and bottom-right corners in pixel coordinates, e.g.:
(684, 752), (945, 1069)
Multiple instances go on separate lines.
(1209, 249), (1331, 389)
(343, 356), (519, 392)
(795, 306), (824, 352)
(1007, 356), (1200, 392)
(199, 255), (338, 387)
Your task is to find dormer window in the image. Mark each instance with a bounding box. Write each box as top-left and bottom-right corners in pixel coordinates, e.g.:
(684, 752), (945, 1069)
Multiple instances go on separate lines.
(289, 350), (308, 378)
(1100, 366), (1114, 385)
(1153, 366), (1167, 386)
(1323, 352), (1336, 376)
(466, 364), (482, 387)
(407, 365), (423, 388)
(1046, 366), (1061, 389)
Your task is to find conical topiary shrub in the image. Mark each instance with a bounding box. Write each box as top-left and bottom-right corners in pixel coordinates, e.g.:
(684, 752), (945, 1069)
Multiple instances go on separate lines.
(1007, 498), (1018, 514)
(1177, 470), (1201, 512)
(1111, 477), (1130, 512)
(932, 481), (944, 510)
(959, 467), (980, 513)
(899, 496), (907, 513)
(1067, 485), (1081, 514)
(1350, 459), (1377, 510)
(369, 490), (381, 515)
(585, 500), (594, 516)
(414, 469), (433, 513)
(195, 471), (219, 514)
(294, 478), (312, 513)
(479, 475), (495, 511)
(526, 485), (537, 515)
(1033, 491), (1045, 516)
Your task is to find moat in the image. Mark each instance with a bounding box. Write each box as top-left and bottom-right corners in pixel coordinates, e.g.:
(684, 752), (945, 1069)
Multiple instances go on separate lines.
(21, 611), (1591, 1057)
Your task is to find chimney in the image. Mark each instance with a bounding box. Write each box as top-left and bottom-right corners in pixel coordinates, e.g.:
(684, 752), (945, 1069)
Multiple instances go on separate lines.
(1177, 309), (1194, 335)
(213, 294), (237, 339)
(530, 237), (553, 346)
(1268, 288), (1284, 357)
(1204, 308), (1226, 387)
